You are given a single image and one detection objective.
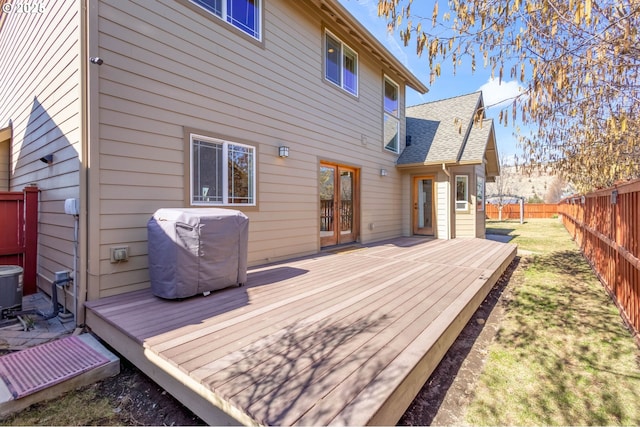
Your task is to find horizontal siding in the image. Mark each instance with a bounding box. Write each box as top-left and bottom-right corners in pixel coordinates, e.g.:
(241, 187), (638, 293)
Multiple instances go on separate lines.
(94, 0), (413, 297)
(0, 0), (81, 306)
(437, 176), (448, 239)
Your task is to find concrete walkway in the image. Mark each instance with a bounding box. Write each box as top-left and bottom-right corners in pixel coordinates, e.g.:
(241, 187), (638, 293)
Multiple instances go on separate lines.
(0, 293), (76, 351)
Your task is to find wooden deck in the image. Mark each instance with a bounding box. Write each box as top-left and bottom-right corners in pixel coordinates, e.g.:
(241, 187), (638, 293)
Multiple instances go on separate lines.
(85, 237), (516, 426)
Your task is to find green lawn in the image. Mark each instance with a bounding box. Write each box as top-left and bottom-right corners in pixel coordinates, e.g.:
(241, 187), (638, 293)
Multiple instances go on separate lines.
(467, 219), (640, 425)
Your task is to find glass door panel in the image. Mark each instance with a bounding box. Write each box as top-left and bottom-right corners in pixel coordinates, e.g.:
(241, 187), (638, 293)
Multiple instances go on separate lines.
(320, 165), (337, 246)
(413, 176), (435, 236)
(339, 169), (355, 242)
(320, 164), (358, 247)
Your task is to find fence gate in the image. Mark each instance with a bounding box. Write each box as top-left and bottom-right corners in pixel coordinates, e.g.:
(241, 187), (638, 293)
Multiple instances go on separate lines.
(0, 186), (38, 295)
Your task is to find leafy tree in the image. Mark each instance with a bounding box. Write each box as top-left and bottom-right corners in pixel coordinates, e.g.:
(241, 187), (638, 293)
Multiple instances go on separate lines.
(545, 175), (569, 203)
(527, 193), (544, 203)
(379, 0), (640, 191)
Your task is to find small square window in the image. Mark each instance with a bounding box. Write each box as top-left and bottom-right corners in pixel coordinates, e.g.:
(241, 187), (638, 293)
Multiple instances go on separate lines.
(456, 175), (469, 211)
(190, 134), (256, 206)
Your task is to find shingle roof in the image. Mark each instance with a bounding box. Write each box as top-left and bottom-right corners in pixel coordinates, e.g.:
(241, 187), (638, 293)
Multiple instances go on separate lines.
(461, 118), (493, 163)
(398, 92), (484, 165)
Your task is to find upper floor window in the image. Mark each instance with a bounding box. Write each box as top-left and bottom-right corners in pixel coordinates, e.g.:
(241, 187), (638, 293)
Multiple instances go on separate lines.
(324, 31), (358, 96)
(190, 134), (256, 206)
(384, 76), (399, 153)
(190, 0), (261, 40)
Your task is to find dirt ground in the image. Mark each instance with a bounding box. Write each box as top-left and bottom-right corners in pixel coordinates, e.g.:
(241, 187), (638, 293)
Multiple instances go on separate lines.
(6, 259), (518, 426)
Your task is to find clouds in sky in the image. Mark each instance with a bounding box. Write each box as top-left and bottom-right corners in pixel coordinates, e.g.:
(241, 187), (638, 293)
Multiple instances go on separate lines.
(478, 78), (525, 109)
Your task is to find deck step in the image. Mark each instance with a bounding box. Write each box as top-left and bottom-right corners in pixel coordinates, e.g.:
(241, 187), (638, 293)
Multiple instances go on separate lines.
(0, 334), (120, 417)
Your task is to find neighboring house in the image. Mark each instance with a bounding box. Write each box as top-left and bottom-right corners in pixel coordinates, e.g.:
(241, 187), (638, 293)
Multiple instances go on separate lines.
(399, 92), (500, 239)
(0, 0), (498, 327)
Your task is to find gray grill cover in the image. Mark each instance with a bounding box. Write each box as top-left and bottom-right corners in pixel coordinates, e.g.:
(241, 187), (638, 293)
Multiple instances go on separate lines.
(147, 208), (249, 299)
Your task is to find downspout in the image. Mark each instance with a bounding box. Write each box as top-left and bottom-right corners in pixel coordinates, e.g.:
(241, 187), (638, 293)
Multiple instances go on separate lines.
(442, 163), (451, 239)
(77, 0), (89, 326)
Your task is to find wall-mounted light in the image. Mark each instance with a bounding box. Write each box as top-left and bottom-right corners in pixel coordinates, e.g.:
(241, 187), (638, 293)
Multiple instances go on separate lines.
(40, 154), (53, 164)
(611, 190), (618, 205)
(278, 146), (289, 158)
(380, 169), (388, 176)
(90, 57), (103, 65)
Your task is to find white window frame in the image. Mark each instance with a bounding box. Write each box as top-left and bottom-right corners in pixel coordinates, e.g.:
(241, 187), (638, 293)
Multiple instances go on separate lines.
(189, 0), (261, 41)
(383, 76), (400, 153)
(324, 30), (358, 96)
(190, 133), (256, 206)
(455, 175), (469, 211)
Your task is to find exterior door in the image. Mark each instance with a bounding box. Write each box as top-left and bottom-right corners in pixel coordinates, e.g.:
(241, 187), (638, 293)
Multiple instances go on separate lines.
(413, 176), (435, 236)
(320, 164), (358, 247)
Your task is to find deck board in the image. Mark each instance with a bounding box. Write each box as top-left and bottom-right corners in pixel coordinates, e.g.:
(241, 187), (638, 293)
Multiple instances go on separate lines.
(86, 237), (516, 426)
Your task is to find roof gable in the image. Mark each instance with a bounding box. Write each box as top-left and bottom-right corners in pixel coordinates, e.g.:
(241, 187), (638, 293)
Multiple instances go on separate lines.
(399, 92), (499, 174)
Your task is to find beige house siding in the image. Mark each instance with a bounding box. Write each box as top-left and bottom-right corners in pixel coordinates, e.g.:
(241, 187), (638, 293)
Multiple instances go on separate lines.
(436, 171), (449, 239)
(453, 165), (476, 238)
(93, 0), (411, 298)
(0, 0), (82, 309)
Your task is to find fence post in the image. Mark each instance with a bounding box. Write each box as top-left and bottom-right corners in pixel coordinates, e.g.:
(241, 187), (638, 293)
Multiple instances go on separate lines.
(23, 185), (39, 295)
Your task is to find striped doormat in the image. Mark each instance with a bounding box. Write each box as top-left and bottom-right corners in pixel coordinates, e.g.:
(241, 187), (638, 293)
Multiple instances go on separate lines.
(0, 335), (110, 399)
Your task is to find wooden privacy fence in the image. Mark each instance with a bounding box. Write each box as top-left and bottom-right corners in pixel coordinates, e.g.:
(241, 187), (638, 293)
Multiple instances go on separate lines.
(486, 203), (558, 220)
(558, 179), (640, 339)
(0, 186), (39, 295)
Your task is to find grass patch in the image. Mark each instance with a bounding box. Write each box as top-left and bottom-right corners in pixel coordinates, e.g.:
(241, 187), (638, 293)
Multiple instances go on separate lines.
(466, 219), (640, 425)
(2, 383), (120, 426)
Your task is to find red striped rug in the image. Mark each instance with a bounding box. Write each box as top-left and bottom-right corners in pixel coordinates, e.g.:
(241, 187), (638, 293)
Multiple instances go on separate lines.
(0, 335), (110, 399)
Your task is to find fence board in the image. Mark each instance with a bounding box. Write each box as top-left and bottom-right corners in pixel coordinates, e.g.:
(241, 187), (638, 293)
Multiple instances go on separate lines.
(486, 203), (558, 220)
(558, 179), (640, 340)
(0, 186), (39, 295)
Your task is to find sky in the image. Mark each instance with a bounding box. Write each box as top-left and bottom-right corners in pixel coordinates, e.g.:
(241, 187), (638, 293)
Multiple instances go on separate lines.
(337, 0), (527, 160)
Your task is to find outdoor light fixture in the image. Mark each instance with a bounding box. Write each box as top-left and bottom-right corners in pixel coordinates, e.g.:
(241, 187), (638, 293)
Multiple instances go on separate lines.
(40, 154), (53, 164)
(90, 57), (103, 65)
(380, 169), (388, 176)
(611, 190), (618, 204)
(278, 146), (289, 158)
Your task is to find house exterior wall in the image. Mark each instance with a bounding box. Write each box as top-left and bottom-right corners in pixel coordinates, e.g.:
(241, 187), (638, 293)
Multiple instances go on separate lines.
(452, 164), (476, 238)
(0, 0), (82, 308)
(436, 171), (449, 239)
(91, 0), (411, 298)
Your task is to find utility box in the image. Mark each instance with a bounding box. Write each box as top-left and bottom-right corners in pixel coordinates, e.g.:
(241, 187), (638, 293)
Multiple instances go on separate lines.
(147, 208), (249, 299)
(0, 266), (23, 318)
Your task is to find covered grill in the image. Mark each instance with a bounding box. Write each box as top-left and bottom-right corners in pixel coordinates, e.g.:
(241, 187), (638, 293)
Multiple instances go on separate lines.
(147, 208), (249, 299)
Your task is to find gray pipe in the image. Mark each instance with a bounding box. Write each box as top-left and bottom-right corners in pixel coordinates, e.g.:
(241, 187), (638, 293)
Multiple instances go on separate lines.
(38, 277), (73, 320)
